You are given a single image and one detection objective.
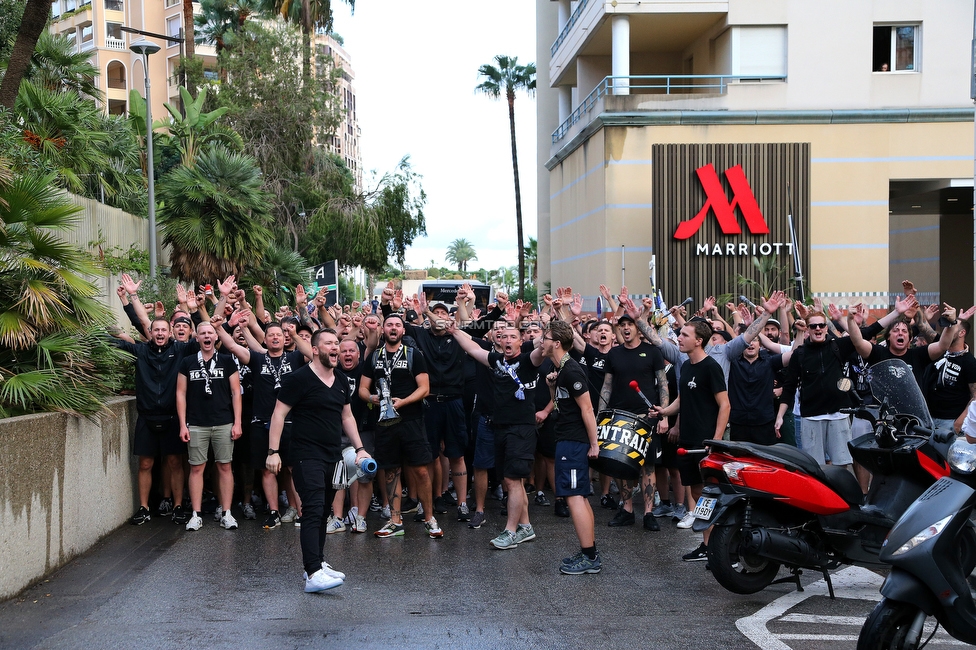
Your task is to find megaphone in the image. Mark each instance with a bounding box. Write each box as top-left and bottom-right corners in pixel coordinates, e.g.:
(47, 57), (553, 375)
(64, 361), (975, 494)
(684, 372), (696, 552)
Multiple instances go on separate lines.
(376, 377), (401, 426)
(341, 446), (378, 487)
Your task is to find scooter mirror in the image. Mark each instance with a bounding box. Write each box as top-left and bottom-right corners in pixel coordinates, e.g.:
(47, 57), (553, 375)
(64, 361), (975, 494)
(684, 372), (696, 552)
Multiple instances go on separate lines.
(837, 378), (853, 392)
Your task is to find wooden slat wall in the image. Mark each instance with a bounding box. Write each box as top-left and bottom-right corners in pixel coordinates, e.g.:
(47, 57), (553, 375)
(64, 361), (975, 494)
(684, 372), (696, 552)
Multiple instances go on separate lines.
(651, 143), (810, 308)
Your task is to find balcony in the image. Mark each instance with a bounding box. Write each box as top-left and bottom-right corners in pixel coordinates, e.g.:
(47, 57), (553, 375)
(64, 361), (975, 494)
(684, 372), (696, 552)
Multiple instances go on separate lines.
(105, 36), (125, 51)
(552, 73), (786, 144)
(551, 0), (591, 57)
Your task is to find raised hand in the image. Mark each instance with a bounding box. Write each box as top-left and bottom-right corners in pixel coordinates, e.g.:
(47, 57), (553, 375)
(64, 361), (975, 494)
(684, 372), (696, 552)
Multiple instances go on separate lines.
(570, 293), (583, 317)
(794, 302), (811, 320)
(495, 290), (509, 310)
(252, 285), (263, 298)
(392, 289), (403, 311)
(702, 295), (716, 313)
(902, 280), (917, 297)
(120, 273), (141, 295)
(154, 301), (165, 319)
(599, 285), (613, 301)
(295, 284), (307, 306)
(827, 302), (843, 321)
(217, 274), (236, 297)
(960, 306), (976, 322)
(923, 303), (940, 322)
(381, 282), (395, 305)
(943, 302), (959, 323)
(176, 284), (187, 305)
(313, 287), (327, 308)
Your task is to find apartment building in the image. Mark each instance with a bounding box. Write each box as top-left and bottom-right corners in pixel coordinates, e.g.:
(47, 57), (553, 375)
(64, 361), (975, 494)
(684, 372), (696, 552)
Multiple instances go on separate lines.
(316, 32), (363, 192)
(536, 0), (975, 311)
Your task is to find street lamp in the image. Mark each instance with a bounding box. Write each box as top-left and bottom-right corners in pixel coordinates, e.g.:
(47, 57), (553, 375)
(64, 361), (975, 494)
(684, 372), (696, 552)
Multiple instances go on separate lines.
(130, 38), (161, 278)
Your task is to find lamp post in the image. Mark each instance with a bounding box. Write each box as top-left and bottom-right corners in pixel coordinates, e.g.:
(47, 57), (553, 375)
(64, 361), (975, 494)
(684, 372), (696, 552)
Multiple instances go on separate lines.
(130, 38), (161, 278)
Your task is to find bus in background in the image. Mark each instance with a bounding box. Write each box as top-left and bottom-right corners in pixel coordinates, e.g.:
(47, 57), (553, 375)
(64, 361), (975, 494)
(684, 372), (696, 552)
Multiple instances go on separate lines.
(419, 280), (494, 312)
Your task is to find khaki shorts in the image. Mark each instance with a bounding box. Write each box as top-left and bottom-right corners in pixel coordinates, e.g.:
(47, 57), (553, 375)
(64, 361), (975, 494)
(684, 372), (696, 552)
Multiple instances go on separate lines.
(188, 424), (234, 465)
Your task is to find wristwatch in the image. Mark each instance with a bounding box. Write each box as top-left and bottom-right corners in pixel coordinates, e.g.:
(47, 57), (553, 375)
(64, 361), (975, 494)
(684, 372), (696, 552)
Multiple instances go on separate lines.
(267, 448), (279, 455)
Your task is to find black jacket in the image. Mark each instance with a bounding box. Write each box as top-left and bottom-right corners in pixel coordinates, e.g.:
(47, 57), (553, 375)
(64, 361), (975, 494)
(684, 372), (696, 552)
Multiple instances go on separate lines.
(781, 336), (855, 417)
(113, 338), (200, 416)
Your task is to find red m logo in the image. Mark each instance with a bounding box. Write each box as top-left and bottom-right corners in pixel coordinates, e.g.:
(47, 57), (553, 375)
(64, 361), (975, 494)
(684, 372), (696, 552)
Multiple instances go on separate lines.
(673, 164), (770, 240)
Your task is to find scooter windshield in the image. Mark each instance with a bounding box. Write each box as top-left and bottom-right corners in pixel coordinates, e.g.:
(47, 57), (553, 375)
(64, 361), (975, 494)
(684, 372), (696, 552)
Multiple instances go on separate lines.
(866, 358), (934, 429)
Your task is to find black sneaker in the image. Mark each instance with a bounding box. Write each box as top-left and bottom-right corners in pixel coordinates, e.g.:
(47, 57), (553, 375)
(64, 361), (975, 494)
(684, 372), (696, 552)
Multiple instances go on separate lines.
(554, 498), (570, 518)
(534, 492), (551, 507)
(524, 483), (535, 494)
(401, 498), (420, 514)
(643, 513), (661, 531)
(440, 490), (457, 507)
(600, 494), (618, 510)
(157, 497), (174, 517)
(608, 507), (635, 527)
(682, 542), (708, 562)
(172, 504), (190, 525)
(263, 510), (281, 530)
(433, 495), (448, 514)
(130, 506), (151, 526)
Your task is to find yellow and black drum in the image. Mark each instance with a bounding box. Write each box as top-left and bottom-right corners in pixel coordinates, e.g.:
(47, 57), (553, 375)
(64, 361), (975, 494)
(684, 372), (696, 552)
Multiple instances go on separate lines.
(590, 409), (656, 480)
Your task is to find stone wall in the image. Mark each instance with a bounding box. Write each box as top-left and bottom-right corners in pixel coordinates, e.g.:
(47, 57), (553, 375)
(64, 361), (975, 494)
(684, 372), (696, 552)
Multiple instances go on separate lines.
(0, 398), (136, 599)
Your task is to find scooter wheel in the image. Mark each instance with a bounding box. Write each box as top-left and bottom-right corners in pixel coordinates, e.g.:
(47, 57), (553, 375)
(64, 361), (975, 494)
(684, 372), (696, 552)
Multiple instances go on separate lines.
(857, 598), (922, 650)
(707, 524), (781, 594)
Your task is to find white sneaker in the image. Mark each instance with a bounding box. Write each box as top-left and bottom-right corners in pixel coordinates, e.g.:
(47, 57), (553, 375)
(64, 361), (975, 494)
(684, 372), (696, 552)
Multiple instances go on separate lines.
(280, 506), (298, 523)
(325, 515), (346, 534)
(186, 513), (203, 531)
(304, 569), (343, 593)
(676, 512), (696, 529)
(220, 510), (238, 530)
(380, 505), (391, 520)
(351, 515), (367, 533)
(322, 563), (346, 580)
(213, 506), (223, 522)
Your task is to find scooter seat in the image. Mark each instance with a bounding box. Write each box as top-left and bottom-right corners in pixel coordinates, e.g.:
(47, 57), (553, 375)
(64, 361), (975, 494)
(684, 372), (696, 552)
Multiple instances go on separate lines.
(710, 440), (828, 483)
(822, 465), (864, 506)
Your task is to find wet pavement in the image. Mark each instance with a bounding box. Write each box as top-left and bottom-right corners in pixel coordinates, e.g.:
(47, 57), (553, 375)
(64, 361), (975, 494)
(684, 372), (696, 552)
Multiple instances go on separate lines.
(0, 497), (787, 649)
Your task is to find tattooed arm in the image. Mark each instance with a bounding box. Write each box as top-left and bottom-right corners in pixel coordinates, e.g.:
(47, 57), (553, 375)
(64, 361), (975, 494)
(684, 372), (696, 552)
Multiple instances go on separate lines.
(598, 373), (613, 413)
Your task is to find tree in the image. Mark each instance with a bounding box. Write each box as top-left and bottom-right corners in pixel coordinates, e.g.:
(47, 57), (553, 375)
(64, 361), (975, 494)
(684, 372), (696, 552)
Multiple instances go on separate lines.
(0, 0), (50, 109)
(156, 146), (275, 283)
(524, 236), (537, 283)
(445, 238), (477, 273)
(161, 86), (237, 167)
(262, 0), (355, 83)
(183, 0), (196, 61)
(0, 166), (130, 417)
(26, 32), (101, 99)
(476, 55), (536, 300)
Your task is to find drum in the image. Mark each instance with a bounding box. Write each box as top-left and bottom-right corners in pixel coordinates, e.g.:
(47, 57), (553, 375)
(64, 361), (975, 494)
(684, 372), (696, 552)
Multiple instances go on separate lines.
(590, 409), (656, 480)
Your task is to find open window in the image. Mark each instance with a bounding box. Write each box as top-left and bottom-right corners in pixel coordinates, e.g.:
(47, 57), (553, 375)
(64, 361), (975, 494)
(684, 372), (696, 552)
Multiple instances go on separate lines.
(873, 24), (918, 72)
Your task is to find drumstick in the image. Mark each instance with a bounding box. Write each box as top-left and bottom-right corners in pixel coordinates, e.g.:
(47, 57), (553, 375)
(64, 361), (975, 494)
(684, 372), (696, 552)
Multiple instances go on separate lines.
(628, 380), (656, 412)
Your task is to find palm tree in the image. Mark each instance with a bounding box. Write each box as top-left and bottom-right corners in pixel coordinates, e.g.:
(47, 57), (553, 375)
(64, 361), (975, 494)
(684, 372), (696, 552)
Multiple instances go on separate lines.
(0, 168), (130, 417)
(157, 146), (275, 283)
(26, 32), (101, 99)
(445, 238), (477, 273)
(263, 0), (355, 83)
(0, 0), (51, 109)
(524, 236), (537, 284)
(476, 55), (536, 300)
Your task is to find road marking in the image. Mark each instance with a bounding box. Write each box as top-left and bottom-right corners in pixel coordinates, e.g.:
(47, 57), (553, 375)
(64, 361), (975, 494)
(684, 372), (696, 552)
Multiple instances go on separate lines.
(736, 566), (968, 648)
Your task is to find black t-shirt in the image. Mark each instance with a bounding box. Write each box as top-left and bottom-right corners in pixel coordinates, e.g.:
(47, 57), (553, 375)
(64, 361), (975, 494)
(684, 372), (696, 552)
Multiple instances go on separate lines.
(362, 345), (429, 422)
(404, 325), (467, 396)
(247, 350), (307, 420)
(553, 358), (591, 444)
(604, 342), (666, 412)
(728, 351), (783, 426)
(338, 360), (378, 431)
(487, 350), (541, 426)
(868, 344), (934, 388)
(179, 352), (238, 426)
(925, 351), (976, 419)
(277, 364), (348, 463)
(677, 355), (727, 446)
(582, 344), (610, 409)
(472, 338), (496, 415)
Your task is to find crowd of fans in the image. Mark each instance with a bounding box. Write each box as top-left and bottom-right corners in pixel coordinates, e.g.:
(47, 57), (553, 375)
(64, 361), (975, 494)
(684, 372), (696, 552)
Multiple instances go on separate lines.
(108, 273), (976, 590)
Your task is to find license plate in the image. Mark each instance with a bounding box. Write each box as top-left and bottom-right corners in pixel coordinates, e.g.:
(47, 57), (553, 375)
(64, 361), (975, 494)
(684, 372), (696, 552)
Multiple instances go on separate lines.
(693, 497), (717, 520)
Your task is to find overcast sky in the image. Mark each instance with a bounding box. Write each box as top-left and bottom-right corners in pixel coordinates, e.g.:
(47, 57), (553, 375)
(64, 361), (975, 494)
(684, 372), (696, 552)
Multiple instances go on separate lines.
(331, 2), (538, 275)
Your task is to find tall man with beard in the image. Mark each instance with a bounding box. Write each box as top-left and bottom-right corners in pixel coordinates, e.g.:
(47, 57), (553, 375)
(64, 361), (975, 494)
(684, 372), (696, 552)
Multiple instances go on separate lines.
(359, 314), (443, 539)
(267, 328), (372, 593)
(213, 313), (309, 529)
(451, 321), (546, 550)
(597, 313), (668, 531)
(177, 321), (242, 531)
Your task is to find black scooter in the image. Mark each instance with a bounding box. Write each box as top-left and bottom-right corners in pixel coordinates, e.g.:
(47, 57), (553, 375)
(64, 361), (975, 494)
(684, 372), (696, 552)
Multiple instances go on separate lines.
(857, 438), (976, 649)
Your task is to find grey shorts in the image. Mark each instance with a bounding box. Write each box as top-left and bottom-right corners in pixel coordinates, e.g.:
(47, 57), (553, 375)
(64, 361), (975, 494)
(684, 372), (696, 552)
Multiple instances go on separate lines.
(188, 424), (234, 465)
(800, 418), (852, 466)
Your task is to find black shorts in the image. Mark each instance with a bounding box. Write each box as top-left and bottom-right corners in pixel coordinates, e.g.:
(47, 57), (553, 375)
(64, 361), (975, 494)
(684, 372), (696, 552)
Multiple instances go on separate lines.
(494, 424), (536, 480)
(536, 419), (556, 458)
(250, 420), (294, 468)
(133, 414), (186, 458)
(554, 440), (593, 498)
(425, 398), (467, 459)
(729, 421), (777, 446)
(655, 433), (677, 469)
(375, 418), (432, 470)
(677, 444), (703, 487)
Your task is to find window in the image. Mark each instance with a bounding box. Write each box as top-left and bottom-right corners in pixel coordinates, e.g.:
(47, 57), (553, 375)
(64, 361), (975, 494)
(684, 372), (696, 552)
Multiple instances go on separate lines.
(164, 0), (179, 7)
(80, 23), (93, 42)
(873, 25), (918, 72)
(166, 16), (181, 47)
(734, 26), (788, 78)
(52, 1), (61, 18)
(105, 22), (122, 39)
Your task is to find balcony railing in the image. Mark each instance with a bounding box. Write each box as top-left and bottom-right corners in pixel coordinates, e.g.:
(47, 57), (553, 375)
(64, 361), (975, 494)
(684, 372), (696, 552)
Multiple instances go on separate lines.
(104, 0), (123, 10)
(550, 0), (590, 57)
(552, 74), (787, 143)
(105, 36), (125, 51)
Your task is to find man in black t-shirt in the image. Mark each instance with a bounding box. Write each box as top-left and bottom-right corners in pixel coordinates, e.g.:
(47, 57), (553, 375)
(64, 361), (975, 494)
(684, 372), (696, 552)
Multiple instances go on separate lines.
(653, 320), (729, 562)
(453, 322), (545, 550)
(923, 309), (976, 435)
(359, 313), (443, 539)
(214, 315), (308, 529)
(544, 320), (602, 575)
(267, 328), (372, 593)
(597, 314), (668, 531)
(177, 321), (241, 532)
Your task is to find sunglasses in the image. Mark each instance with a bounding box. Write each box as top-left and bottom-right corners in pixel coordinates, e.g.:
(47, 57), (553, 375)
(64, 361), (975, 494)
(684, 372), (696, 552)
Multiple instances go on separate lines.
(809, 322), (828, 330)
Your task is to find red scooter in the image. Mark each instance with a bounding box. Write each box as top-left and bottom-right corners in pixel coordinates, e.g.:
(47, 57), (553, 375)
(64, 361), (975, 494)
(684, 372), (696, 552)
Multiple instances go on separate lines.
(692, 359), (954, 596)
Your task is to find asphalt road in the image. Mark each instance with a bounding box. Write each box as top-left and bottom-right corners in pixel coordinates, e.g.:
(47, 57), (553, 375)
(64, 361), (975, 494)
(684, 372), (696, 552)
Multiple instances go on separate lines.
(0, 495), (898, 650)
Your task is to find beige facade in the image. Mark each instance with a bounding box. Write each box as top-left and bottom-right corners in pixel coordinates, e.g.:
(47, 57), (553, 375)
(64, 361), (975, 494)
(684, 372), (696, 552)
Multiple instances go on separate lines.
(316, 33), (363, 192)
(537, 0), (976, 310)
